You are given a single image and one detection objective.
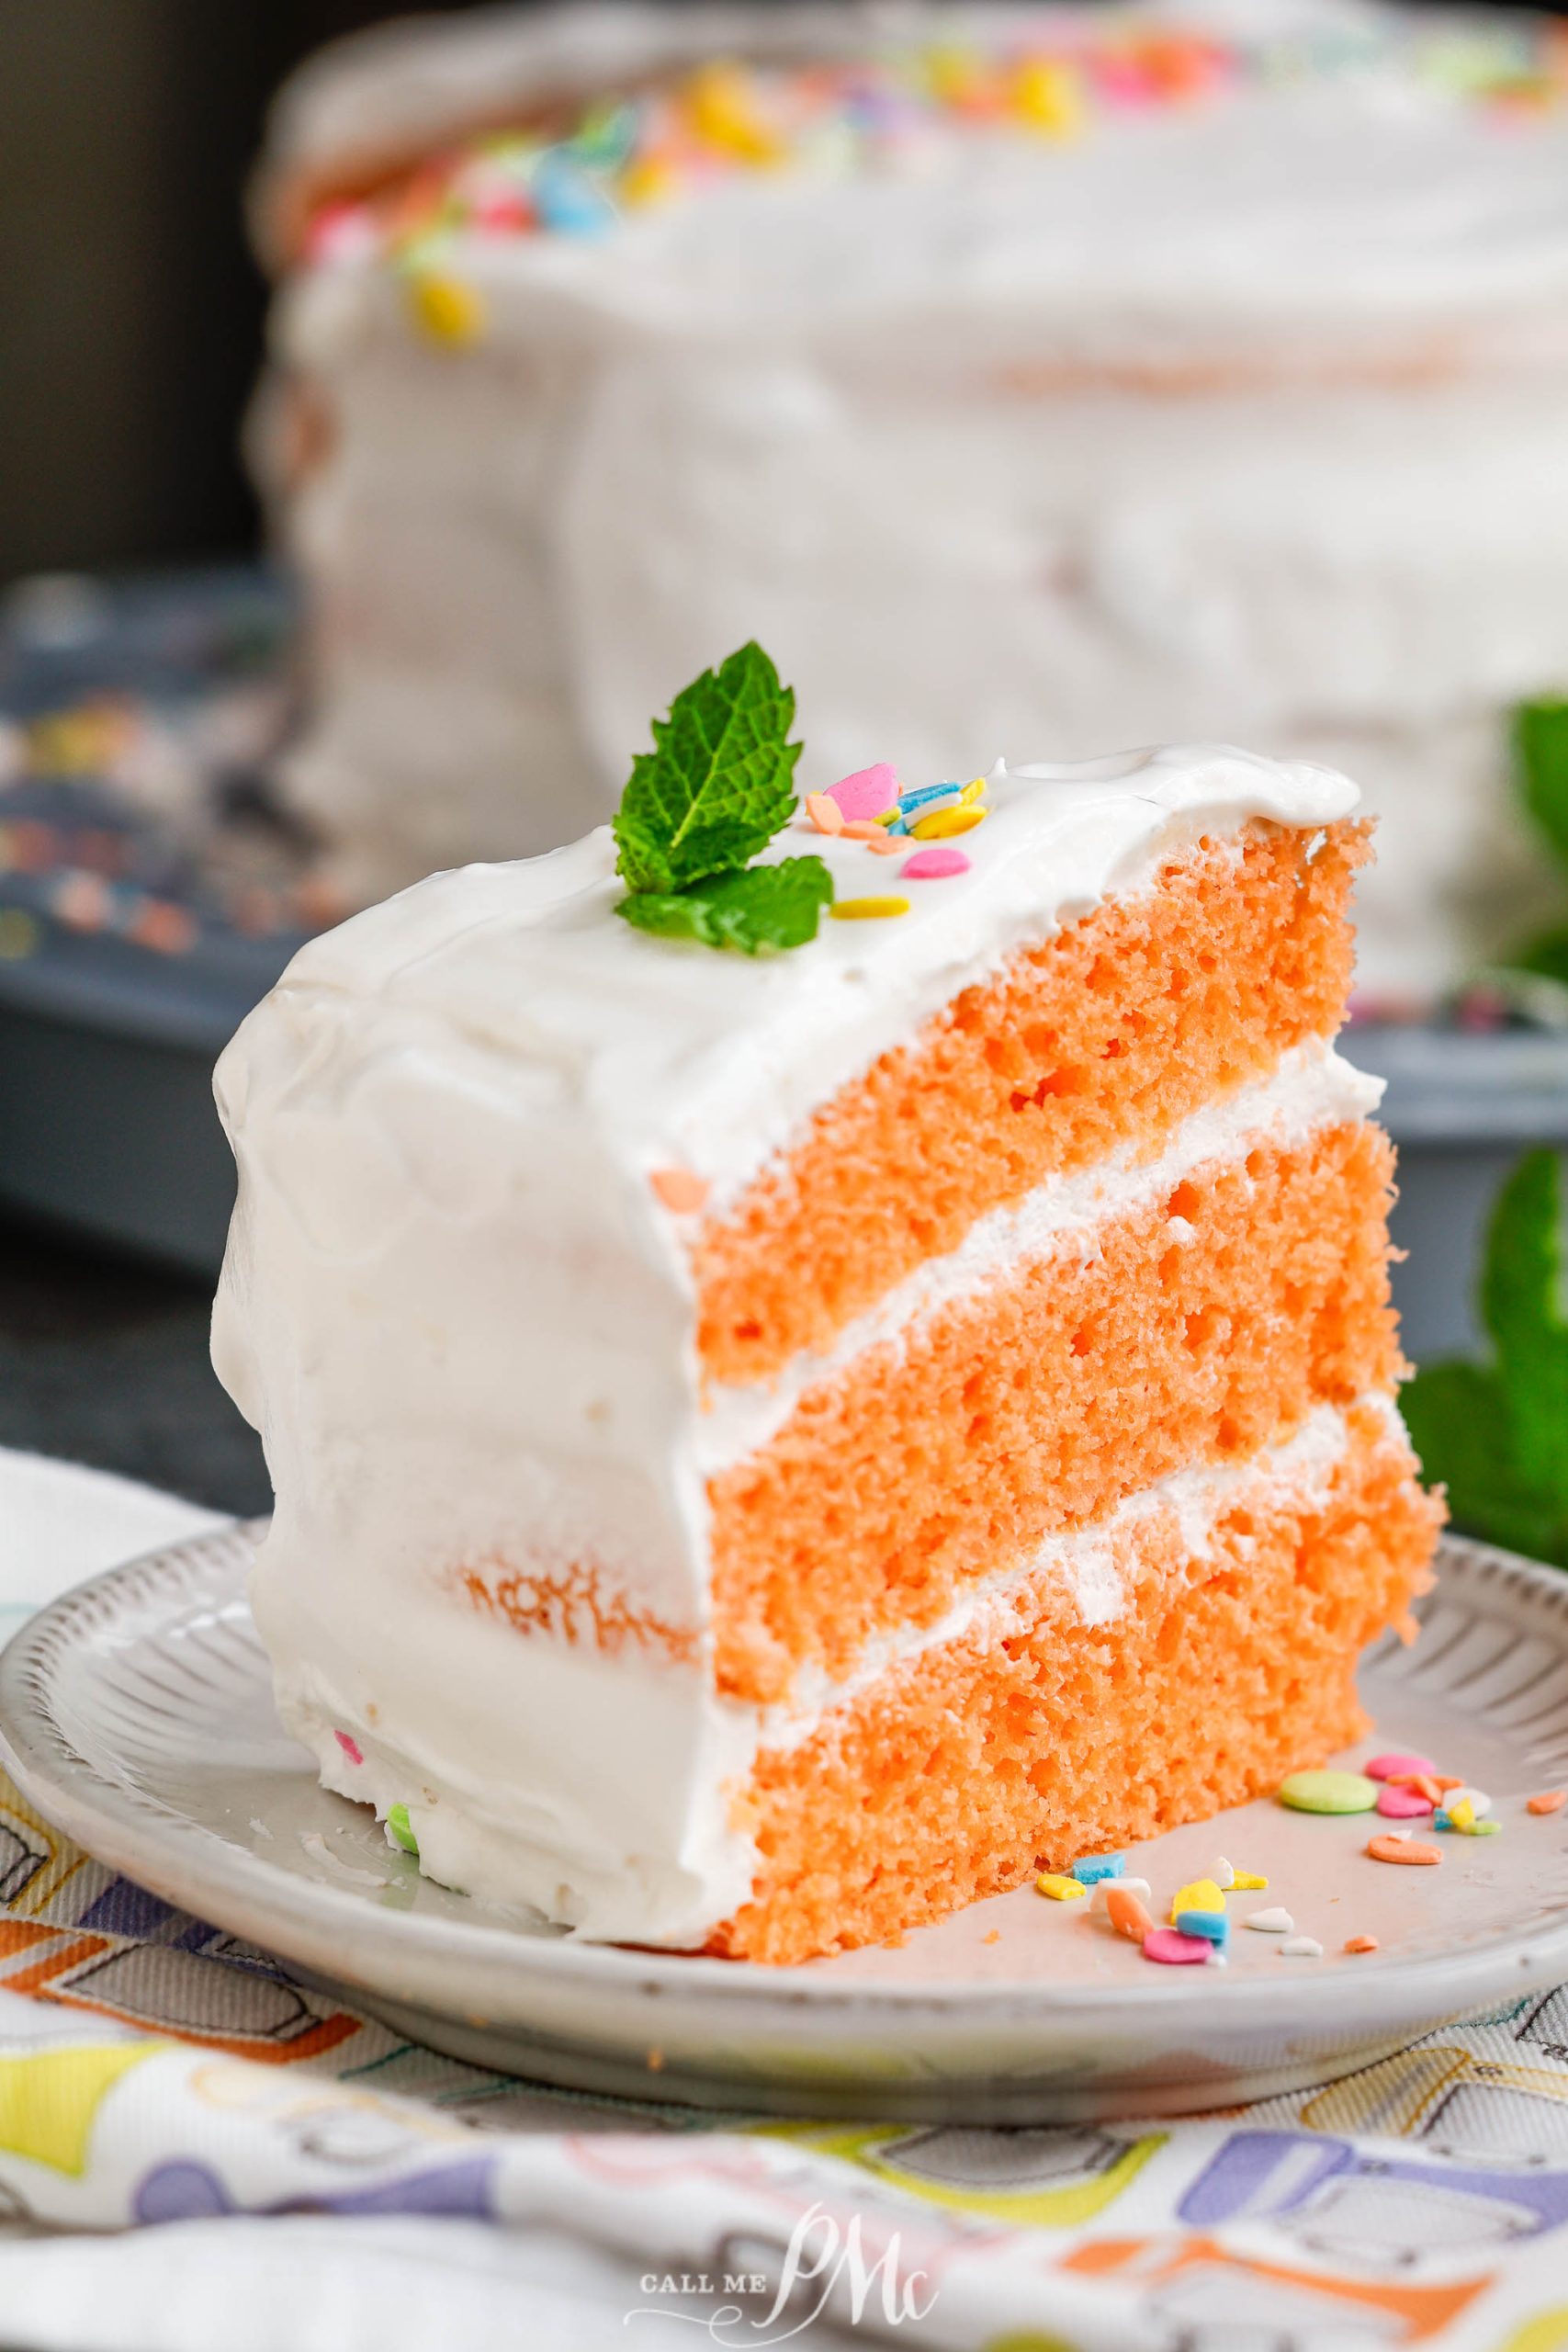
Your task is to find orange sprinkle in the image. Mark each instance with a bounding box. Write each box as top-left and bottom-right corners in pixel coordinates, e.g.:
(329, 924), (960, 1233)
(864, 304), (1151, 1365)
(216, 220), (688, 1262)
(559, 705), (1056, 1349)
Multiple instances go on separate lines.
(1105, 1886), (1154, 1942)
(1431, 1776), (1464, 1794)
(1368, 1834), (1441, 1867)
(1343, 1934), (1380, 1954)
(863, 832), (906, 856)
(649, 1167), (710, 1214)
(1388, 1772), (1443, 1803)
(804, 793), (844, 836)
(841, 820), (889, 841)
(1529, 1790), (1568, 1815)
(982, 1928), (1001, 1945)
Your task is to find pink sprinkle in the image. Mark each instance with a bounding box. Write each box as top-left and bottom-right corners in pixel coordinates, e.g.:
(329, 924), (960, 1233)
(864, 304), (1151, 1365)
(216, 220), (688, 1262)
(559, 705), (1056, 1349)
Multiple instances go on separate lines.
(1143, 1928), (1213, 1967)
(826, 763), (898, 823)
(1376, 1783), (1433, 1818)
(900, 846), (972, 882)
(334, 1730), (364, 1767)
(1366, 1752), (1437, 1782)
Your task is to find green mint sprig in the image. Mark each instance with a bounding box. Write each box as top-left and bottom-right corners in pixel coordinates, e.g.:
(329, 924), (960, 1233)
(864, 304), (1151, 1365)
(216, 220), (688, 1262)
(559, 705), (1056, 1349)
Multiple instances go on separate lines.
(1507, 699), (1568, 987)
(612, 642), (831, 953)
(1404, 1149), (1568, 1566)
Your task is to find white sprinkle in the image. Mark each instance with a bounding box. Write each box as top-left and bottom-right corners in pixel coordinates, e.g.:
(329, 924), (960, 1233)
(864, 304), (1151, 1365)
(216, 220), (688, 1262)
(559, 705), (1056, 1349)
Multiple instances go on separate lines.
(1245, 1907), (1295, 1934)
(1280, 1936), (1324, 1959)
(1092, 1874), (1152, 1912)
(1446, 1786), (1492, 1818)
(1213, 1858), (1236, 1891)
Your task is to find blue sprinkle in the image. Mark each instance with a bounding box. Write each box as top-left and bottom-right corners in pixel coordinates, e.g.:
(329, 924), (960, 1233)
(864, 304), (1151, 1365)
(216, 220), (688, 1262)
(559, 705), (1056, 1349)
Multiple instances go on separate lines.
(897, 781), (964, 813)
(886, 818), (909, 836)
(1433, 1809), (1455, 1832)
(531, 153), (615, 236)
(1070, 1854), (1125, 1885)
(1175, 1910), (1229, 1947)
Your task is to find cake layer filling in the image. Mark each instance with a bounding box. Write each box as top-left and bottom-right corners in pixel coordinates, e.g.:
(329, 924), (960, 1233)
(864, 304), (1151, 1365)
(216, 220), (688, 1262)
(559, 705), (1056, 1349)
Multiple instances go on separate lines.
(710, 1113), (1402, 1704)
(713, 1400), (1440, 1964)
(694, 821), (1366, 1388)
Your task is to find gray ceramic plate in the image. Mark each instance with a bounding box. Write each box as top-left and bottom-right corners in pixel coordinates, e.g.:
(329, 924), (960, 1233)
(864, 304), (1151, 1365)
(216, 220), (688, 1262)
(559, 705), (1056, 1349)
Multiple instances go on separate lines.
(3, 1524), (1568, 2122)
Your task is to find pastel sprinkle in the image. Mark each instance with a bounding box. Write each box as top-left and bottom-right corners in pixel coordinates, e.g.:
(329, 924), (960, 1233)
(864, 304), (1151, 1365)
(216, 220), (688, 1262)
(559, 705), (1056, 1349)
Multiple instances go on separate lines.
(649, 1167), (710, 1214)
(407, 273), (486, 345)
(863, 833), (906, 857)
(897, 780), (964, 813)
(1365, 1752), (1437, 1781)
(830, 897), (909, 922)
(804, 792), (844, 835)
(387, 1804), (419, 1856)
(1171, 1877), (1225, 1923)
(1175, 1910), (1228, 1948)
(1446, 1785), (1493, 1818)
(1278, 1770), (1378, 1815)
(1376, 1784), (1433, 1819)
(841, 820), (890, 841)
(900, 847), (972, 881)
(1105, 1887), (1154, 1941)
(1070, 1854), (1125, 1885)
(959, 775), (988, 806)
(1093, 1873), (1152, 1912)
(333, 1730), (363, 1766)
(1368, 1834), (1442, 1866)
(1344, 1934), (1380, 1955)
(1245, 1907), (1294, 1934)
(1280, 1936), (1324, 1960)
(826, 763), (898, 822)
(1529, 1791), (1568, 1815)
(910, 806), (986, 842)
(1231, 1869), (1269, 1891)
(1143, 1928), (1213, 1967)
(1035, 1872), (1088, 1902)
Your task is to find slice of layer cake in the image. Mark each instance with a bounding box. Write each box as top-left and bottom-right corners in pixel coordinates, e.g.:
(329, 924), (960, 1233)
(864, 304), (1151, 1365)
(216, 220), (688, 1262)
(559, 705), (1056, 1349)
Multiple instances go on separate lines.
(211, 658), (1441, 1964)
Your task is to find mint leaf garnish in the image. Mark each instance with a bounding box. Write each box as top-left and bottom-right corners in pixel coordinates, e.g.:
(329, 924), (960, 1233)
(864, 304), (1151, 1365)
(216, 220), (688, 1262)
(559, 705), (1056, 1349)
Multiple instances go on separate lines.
(616, 857), (833, 955)
(1404, 1148), (1568, 1565)
(1517, 698), (1568, 877)
(613, 642), (802, 896)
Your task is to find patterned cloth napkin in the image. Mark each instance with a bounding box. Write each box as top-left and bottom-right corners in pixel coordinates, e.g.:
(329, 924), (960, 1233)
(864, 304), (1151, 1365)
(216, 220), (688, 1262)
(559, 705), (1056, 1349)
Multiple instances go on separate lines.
(4, 1447), (1568, 2352)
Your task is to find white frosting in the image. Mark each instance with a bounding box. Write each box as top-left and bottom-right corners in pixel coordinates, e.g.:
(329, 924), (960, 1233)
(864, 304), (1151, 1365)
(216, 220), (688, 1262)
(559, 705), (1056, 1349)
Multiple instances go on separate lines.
(213, 747), (1373, 1944)
(257, 0), (1568, 996)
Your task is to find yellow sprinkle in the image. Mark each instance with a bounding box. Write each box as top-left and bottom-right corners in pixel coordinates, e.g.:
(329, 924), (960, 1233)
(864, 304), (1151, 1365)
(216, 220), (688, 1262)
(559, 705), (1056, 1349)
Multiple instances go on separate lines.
(830, 896), (910, 922)
(1450, 1796), (1476, 1832)
(959, 775), (988, 807)
(1010, 57), (1086, 138)
(1035, 1873), (1088, 1902)
(1170, 1877), (1226, 1924)
(619, 153), (680, 209)
(1231, 1870), (1269, 1891)
(910, 807), (986, 842)
(407, 274), (486, 347)
(874, 807), (901, 828)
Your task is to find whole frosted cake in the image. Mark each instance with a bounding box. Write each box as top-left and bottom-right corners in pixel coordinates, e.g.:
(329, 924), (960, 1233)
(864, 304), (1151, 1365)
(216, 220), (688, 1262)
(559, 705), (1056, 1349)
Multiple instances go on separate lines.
(252, 0), (1568, 1001)
(211, 647), (1440, 1962)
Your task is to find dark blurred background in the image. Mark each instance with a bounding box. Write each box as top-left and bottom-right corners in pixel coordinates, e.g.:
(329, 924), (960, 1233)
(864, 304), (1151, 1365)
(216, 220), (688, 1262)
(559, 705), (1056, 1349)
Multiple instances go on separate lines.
(0, 0), (1562, 1518)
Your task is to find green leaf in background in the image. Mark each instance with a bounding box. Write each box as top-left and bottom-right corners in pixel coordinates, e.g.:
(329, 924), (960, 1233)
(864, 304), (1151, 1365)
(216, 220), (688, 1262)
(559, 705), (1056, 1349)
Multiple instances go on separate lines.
(1404, 1148), (1568, 1567)
(1512, 924), (1568, 989)
(616, 856), (834, 956)
(612, 642), (802, 897)
(1515, 697), (1568, 879)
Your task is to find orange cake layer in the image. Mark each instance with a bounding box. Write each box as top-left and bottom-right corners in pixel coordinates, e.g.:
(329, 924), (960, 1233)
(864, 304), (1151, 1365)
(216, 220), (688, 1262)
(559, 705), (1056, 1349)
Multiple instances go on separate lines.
(695, 822), (1368, 1386)
(710, 1116), (1402, 1704)
(711, 1405), (1441, 1964)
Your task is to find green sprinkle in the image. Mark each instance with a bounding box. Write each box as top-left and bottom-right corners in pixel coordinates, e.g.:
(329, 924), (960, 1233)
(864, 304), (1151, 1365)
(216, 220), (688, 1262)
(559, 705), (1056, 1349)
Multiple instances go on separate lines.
(387, 1803), (419, 1857)
(1278, 1770), (1379, 1815)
